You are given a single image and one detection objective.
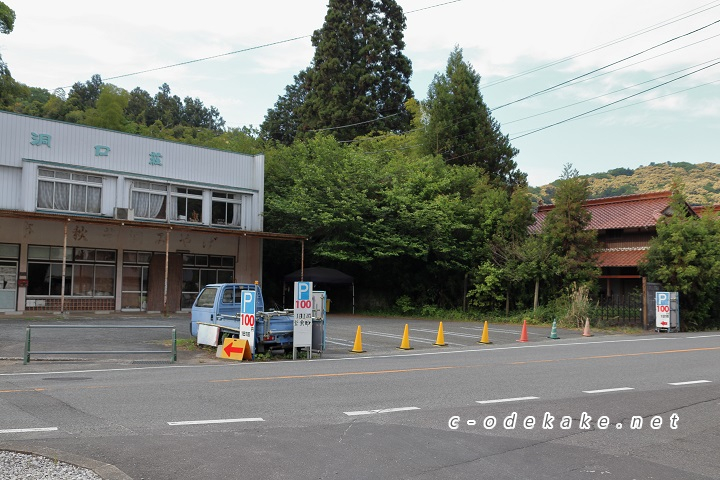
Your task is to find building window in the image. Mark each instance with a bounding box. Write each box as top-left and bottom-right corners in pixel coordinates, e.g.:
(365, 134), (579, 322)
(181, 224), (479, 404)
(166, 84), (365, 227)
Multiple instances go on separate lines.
(37, 169), (102, 214)
(121, 250), (151, 310)
(180, 254), (234, 308)
(131, 181), (167, 220)
(172, 187), (203, 222)
(212, 192), (243, 226)
(27, 246), (116, 297)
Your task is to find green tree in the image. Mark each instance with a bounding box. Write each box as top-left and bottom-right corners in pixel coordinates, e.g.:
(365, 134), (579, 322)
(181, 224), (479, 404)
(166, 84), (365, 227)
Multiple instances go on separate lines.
(260, 68), (310, 145)
(0, 1), (20, 109)
(82, 84), (130, 130)
(0, 1), (13, 34)
(422, 46), (525, 190)
(467, 186), (540, 312)
(639, 189), (720, 329)
(153, 83), (182, 128)
(540, 164), (600, 296)
(295, 0), (413, 141)
(66, 74), (104, 113)
(262, 134), (503, 308)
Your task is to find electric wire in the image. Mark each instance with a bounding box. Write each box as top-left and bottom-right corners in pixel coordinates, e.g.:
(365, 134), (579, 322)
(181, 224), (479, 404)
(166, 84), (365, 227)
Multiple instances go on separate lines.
(508, 60), (720, 141)
(492, 18), (720, 111)
(480, 0), (720, 89)
(55, 0), (462, 91)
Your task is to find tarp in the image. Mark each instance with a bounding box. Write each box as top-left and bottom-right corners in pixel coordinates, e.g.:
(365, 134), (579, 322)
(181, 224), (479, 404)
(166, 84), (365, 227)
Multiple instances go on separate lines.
(283, 267), (353, 284)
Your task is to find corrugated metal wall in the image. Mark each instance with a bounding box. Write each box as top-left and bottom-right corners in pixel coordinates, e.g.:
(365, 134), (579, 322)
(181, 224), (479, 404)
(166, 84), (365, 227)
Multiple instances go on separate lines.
(0, 111), (264, 231)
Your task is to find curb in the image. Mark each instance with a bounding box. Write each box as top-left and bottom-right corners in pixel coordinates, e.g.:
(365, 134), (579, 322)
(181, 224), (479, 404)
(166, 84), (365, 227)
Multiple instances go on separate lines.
(0, 445), (132, 480)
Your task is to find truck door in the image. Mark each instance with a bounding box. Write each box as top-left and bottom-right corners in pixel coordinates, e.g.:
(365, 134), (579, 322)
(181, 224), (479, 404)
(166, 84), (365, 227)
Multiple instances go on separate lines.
(190, 286), (219, 336)
(217, 285), (242, 318)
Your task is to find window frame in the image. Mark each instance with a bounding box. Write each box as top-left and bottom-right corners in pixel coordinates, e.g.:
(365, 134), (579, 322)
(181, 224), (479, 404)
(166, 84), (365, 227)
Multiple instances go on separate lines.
(37, 168), (102, 214)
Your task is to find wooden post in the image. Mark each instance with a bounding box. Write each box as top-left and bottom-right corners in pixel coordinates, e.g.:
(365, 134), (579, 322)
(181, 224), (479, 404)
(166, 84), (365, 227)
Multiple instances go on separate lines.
(60, 220), (68, 313)
(163, 229), (170, 316)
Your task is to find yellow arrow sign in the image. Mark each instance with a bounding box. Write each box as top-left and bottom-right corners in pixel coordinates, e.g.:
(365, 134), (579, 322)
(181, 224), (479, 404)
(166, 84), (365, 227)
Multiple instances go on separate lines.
(219, 338), (251, 361)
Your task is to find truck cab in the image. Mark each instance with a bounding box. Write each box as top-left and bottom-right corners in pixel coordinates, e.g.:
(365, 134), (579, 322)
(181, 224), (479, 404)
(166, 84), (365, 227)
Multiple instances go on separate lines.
(190, 283), (263, 336)
(190, 283), (295, 353)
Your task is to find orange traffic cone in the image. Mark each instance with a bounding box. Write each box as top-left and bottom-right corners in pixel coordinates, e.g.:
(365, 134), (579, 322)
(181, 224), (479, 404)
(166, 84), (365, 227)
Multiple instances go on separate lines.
(350, 326), (366, 353)
(398, 324), (413, 350)
(433, 322), (447, 347)
(516, 319), (529, 343)
(478, 320), (492, 344)
(582, 317), (593, 337)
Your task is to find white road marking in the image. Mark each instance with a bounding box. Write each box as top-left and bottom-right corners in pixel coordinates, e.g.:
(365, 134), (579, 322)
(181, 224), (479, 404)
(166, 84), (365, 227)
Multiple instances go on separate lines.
(583, 387), (634, 394)
(412, 328), (478, 340)
(668, 380), (711, 386)
(458, 326), (544, 336)
(363, 331), (439, 344)
(167, 418), (264, 426)
(0, 427), (58, 434)
(476, 396), (539, 405)
(1, 332), (712, 377)
(344, 406), (420, 416)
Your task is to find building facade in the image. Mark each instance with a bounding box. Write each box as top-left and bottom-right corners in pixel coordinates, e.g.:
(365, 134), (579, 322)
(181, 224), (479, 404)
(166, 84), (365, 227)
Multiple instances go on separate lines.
(0, 111), (299, 314)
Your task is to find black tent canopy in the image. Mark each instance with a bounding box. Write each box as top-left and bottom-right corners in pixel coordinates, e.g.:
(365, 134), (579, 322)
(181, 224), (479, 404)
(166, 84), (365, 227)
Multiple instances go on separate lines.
(283, 267), (354, 313)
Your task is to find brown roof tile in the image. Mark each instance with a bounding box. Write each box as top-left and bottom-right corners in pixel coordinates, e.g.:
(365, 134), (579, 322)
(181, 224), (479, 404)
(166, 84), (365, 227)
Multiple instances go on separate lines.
(532, 191), (675, 233)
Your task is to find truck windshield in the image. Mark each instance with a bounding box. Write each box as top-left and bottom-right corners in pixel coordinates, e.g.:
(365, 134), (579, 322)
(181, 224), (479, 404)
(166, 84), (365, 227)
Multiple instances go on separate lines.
(195, 287), (218, 308)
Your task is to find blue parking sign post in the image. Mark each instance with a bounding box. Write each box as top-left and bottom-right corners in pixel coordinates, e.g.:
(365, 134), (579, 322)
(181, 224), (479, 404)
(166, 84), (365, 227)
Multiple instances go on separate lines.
(240, 290), (256, 356)
(655, 291), (679, 332)
(293, 281), (313, 359)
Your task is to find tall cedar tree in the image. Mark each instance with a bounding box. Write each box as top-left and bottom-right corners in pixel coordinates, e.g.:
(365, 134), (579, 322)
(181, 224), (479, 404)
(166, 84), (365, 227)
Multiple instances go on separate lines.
(541, 164), (600, 294)
(296, 0), (413, 142)
(260, 69), (310, 145)
(423, 47), (525, 190)
(0, 1), (19, 109)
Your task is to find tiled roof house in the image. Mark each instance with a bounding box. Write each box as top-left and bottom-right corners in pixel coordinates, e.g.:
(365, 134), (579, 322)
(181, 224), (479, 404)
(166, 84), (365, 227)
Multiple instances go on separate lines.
(532, 191), (695, 298)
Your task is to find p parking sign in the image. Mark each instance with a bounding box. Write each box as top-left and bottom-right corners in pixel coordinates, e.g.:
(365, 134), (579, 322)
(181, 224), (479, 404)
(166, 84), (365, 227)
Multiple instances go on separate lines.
(655, 291), (679, 331)
(294, 281), (313, 349)
(240, 290), (256, 354)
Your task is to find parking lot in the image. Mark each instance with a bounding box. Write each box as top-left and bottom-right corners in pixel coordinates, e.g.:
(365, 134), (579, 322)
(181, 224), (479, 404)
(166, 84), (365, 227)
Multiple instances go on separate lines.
(0, 312), (599, 368)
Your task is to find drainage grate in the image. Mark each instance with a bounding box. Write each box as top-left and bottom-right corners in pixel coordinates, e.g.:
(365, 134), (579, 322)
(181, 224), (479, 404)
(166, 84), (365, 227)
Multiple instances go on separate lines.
(131, 360), (174, 365)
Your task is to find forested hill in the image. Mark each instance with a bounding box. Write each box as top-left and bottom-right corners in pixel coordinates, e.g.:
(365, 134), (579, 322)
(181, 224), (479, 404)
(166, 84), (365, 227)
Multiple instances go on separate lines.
(530, 162), (720, 206)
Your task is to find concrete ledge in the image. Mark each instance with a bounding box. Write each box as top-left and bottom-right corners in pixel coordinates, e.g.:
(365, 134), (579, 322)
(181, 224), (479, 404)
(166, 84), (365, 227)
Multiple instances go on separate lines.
(0, 444), (132, 480)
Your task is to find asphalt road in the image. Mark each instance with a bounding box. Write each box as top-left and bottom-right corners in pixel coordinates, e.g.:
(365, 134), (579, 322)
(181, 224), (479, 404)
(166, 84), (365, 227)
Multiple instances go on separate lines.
(1, 314), (719, 479)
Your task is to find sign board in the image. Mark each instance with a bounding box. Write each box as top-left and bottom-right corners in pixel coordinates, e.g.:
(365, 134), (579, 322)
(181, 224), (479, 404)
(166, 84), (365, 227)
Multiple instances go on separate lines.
(655, 291), (673, 329)
(240, 289), (256, 355)
(293, 281), (313, 348)
(196, 323), (220, 347)
(218, 338), (252, 361)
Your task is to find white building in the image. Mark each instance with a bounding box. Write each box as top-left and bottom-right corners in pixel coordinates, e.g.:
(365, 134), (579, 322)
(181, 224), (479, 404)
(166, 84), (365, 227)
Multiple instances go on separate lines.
(0, 111), (302, 314)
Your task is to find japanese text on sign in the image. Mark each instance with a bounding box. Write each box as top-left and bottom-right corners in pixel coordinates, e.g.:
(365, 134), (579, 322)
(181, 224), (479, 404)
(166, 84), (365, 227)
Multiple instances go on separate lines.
(240, 290), (256, 354)
(294, 281), (313, 347)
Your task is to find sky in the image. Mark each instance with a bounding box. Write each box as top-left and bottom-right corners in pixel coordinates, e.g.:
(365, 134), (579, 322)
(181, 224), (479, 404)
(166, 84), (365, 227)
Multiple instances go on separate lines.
(2, 0), (719, 187)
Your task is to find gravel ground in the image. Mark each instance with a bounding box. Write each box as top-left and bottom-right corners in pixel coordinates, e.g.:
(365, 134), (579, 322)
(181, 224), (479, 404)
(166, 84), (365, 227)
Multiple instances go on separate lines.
(0, 450), (103, 479)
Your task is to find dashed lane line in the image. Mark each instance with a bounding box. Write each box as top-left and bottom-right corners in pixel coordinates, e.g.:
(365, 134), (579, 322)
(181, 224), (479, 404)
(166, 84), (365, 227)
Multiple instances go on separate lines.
(476, 396), (539, 405)
(167, 418), (264, 426)
(668, 380), (711, 386)
(344, 407), (420, 416)
(583, 387), (635, 394)
(0, 427), (58, 434)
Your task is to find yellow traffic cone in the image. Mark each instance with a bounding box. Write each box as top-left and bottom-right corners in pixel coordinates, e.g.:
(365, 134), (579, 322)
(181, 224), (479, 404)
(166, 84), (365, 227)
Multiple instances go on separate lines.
(478, 320), (492, 344)
(398, 324), (413, 350)
(434, 321), (447, 347)
(349, 326), (366, 353)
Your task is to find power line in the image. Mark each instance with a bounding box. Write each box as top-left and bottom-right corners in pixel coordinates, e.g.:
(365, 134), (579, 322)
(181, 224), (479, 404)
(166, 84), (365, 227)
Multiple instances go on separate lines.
(56, 0), (462, 91)
(491, 18), (720, 111)
(502, 56), (720, 126)
(480, 0), (720, 89)
(508, 60), (720, 141)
